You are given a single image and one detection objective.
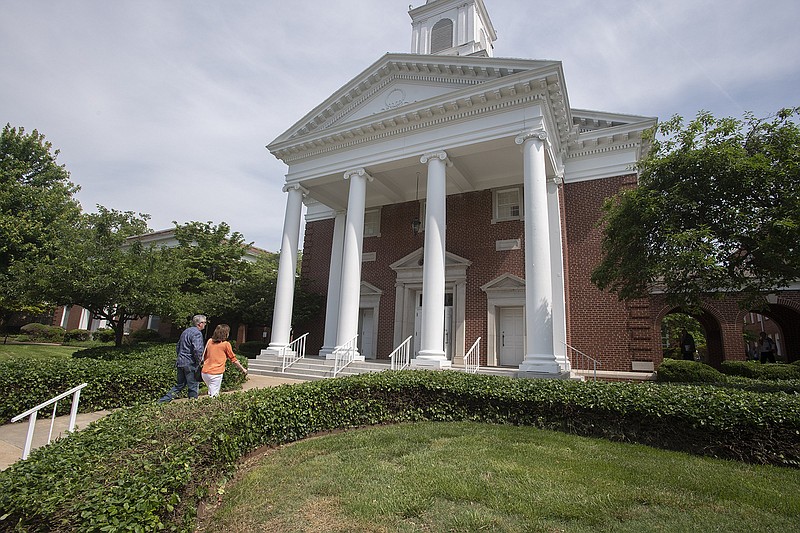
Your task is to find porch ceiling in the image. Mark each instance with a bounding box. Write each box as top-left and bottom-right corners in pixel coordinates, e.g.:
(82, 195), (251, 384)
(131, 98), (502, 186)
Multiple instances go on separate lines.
(300, 135), (539, 211)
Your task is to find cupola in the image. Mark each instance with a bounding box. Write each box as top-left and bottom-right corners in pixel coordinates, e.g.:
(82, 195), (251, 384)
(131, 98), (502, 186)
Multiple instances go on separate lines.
(408, 0), (497, 57)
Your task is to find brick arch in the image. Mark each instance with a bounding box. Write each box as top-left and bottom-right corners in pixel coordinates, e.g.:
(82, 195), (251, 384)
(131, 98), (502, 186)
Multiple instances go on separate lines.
(654, 302), (727, 368)
(745, 295), (800, 363)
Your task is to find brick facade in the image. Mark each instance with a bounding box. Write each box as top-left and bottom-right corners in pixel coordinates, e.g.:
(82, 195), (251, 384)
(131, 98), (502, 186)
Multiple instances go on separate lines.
(298, 173), (800, 369)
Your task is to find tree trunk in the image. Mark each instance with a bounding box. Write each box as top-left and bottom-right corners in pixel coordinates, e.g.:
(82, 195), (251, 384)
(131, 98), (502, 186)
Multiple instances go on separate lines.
(114, 321), (125, 346)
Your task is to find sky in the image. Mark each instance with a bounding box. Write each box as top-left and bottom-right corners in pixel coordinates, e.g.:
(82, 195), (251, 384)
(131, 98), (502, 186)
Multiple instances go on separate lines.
(2, 0), (798, 252)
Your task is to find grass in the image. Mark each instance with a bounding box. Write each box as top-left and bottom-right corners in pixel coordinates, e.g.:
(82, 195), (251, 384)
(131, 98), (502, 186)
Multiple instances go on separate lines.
(197, 421), (800, 533)
(0, 342), (80, 361)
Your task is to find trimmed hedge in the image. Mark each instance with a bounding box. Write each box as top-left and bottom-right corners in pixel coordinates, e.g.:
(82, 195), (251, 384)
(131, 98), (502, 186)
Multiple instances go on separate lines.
(656, 359), (800, 394)
(64, 329), (91, 342)
(720, 360), (800, 381)
(0, 344), (248, 421)
(91, 328), (115, 343)
(236, 341), (269, 358)
(656, 358), (725, 383)
(18, 323), (65, 343)
(0, 370), (798, 531)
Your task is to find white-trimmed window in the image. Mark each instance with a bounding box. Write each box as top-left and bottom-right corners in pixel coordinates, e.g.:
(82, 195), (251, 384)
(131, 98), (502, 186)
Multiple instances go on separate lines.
(364, 208), (381, 237)
(493, 187), (523, 222)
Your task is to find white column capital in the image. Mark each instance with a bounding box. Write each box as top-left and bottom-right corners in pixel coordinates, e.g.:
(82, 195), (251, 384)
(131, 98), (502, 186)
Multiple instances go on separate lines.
(344, 168), (374, 182)
(282, 183), (309, 195)
(420, 151), (451, 166)
(515, 129), (549, 146)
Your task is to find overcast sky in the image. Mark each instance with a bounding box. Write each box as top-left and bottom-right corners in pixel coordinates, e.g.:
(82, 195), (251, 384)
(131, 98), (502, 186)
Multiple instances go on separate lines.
(2, 0), (798, 251)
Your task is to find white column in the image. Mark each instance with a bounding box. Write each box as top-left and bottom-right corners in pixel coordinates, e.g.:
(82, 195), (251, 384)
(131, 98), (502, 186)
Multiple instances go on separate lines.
(412, 151), (451, 369)
(334, 168), (371, 359)
(319, 211), (346, 357)
(268, 184), (306, 351)
(515, 130), (562, 375)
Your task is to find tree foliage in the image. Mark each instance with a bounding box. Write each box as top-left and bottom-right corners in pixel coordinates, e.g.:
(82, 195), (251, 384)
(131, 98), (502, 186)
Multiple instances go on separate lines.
(0, 125), (82, 326)
(168, 221), (253, 327)
(592, 108), (800, 310)
(33, 207), (183, 345)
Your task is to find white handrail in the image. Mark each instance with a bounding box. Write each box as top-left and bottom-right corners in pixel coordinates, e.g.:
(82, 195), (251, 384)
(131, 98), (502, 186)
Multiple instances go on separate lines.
(10, 383), (89, 460)
(332, 335), (358, 378)
(389, 336), (412, 370)
(281, 332), (309, 372)
(562, 342), (601, 381)
(464, 337), (481, 374)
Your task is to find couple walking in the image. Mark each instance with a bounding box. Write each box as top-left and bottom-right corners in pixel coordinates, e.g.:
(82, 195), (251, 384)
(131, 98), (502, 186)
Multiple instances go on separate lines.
(158, 314), (247, 402)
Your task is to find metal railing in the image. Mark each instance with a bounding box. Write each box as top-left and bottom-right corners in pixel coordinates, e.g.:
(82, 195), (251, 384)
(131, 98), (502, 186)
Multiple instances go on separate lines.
(464, 337), (481, 374)
(10, 383), (88, 460)
(332, 335), (358, 378)
(562, 342), (601, 381)
(389, 336), (412, 370)
(281, 332), (309, 372)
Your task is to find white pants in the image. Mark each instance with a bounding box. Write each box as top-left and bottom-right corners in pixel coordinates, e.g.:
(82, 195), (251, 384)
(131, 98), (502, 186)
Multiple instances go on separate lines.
(202, 372), (224, 397)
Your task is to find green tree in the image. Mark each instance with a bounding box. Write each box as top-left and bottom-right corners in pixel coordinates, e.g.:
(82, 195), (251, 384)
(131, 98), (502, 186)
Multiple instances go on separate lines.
(592, 108), (800, 310)
(0, 125), (82, 330)
(170, 221), (253, 329)
(33, 207), (183, 345)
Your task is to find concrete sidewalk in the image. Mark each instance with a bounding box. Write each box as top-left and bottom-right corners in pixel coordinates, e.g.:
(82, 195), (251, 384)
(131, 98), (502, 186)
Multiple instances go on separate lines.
(0, 374), (306, 471)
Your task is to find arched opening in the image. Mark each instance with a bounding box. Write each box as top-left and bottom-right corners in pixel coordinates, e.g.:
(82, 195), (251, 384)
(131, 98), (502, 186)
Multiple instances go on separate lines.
(743, 304), (800, 363)
(661, 309), (725, 368)
(431, 18), (454, 53)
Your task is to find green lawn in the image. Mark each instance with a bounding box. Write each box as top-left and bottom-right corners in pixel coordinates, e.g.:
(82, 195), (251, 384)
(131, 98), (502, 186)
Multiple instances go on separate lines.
(0, 342), (79, 361)
(198, 421), (800, 533)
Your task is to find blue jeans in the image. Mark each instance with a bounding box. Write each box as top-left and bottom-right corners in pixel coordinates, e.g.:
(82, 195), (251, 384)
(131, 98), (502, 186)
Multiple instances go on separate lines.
(158, 365), (200, 402)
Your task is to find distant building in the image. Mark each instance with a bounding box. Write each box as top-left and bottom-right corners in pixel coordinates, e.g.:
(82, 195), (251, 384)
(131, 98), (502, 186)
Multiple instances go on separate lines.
(52, 228), (271, 344)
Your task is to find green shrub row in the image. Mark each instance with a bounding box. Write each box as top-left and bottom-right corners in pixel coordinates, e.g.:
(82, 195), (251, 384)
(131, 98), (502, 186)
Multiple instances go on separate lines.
(0, 344), (248, 421)
(657, 359), (800, 392)
(236, 340), (269, 358)
(1, 370), (798, 532)
(19, 323), (66, 343)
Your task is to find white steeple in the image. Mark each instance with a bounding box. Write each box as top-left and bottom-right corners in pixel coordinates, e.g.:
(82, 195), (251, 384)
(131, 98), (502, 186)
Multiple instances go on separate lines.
(408, 0), (497, 57)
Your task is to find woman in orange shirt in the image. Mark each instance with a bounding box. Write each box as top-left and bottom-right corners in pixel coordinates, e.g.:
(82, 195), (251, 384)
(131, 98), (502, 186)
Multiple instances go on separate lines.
(201, 324), (247, 397)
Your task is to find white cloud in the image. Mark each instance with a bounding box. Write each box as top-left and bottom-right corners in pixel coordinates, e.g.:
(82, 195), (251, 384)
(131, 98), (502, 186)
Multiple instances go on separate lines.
(2, 0), (797, 250)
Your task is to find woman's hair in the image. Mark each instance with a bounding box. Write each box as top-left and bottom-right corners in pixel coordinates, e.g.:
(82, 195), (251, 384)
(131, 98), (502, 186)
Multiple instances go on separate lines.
(211, 324), (230, 342)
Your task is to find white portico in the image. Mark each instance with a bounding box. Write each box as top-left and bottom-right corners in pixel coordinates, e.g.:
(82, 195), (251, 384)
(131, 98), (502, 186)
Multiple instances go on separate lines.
(265, 0), (652, 374)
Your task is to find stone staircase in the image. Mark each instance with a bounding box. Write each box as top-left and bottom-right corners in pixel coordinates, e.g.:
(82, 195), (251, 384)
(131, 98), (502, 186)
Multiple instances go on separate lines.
(246, 352), (521, 381)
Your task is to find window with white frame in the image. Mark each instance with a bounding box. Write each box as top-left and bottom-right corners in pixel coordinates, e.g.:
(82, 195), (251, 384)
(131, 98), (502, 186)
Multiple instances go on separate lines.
(493, 187), (523, 222)
(364, 208), (381, 237)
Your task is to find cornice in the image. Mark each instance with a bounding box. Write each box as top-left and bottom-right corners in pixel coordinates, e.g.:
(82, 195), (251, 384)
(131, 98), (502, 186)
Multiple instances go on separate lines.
(269, 58), (572, 164)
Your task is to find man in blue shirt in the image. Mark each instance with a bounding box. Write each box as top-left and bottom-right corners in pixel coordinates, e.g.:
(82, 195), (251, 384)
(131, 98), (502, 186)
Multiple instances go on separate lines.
(158, 314), (207, 402)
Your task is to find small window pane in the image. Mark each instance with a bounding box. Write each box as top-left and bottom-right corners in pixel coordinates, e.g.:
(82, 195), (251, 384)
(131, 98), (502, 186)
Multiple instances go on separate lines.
(496, 189), (521, 220)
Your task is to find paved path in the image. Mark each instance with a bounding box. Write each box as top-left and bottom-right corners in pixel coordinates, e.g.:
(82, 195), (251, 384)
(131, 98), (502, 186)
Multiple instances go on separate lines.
(0, 374), (306, 471)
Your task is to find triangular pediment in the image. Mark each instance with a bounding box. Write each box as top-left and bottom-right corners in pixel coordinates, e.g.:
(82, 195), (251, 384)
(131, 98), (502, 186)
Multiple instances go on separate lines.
(390, 247), (472, 271)
(360, 281), (383, 296)
(481, 273), (525, 292)
(338, 79), (468, 126)
(268, 53), (565, 158)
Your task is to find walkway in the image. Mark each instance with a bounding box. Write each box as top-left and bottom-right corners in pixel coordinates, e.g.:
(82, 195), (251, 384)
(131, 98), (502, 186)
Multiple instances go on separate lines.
(0, 374), (306, 471)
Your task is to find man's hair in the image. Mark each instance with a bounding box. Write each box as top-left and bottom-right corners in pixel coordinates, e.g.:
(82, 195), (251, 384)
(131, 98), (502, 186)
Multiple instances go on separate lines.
(192, 314), (207, 327)
(211, 324), (230, 342)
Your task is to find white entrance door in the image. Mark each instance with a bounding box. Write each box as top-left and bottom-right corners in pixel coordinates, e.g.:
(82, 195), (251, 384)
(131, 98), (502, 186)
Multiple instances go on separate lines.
(498, 307), (525, 366)
(413, 292), (454, 358)
(357, 308), (374, 359)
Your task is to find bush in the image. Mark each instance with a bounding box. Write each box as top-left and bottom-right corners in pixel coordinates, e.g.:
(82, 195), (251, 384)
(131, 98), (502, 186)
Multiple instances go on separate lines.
(655, 359), (725, 383)
(721, 360), (800, 381)
(18, 323), (65, 343)
(64, 329), (91, 343)
(0, 344), (248, 421)
(237, 341), (269, 358)
(128, 328), (162, 344)
(91, 328), (115, 343)
(0, 371), (798, 531)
